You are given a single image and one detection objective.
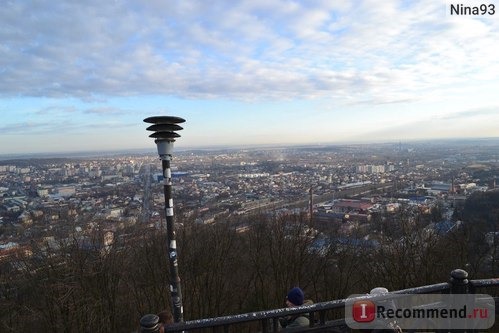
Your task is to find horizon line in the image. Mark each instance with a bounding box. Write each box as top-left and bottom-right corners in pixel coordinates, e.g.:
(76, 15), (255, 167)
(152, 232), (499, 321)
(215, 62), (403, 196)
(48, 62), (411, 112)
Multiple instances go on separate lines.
(1, 136), (499, 161)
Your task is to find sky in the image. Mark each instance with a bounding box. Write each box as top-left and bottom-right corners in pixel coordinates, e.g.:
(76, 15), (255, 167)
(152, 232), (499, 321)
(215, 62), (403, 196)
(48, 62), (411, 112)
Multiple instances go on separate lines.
(1, 0), (499, 155)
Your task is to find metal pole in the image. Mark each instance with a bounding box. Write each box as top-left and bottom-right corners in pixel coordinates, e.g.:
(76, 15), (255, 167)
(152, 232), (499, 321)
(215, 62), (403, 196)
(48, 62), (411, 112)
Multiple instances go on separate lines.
(144, 116), (186, 324)
(161, 155), (184, 323)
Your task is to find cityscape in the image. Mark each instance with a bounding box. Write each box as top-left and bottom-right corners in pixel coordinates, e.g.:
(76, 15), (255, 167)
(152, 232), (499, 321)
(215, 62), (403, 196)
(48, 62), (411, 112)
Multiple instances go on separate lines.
(1, 138), (498, 261)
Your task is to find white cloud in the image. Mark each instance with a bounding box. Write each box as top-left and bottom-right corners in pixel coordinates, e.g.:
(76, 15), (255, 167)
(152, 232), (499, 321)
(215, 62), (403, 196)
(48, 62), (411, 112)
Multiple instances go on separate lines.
(0, 0), (498, 108)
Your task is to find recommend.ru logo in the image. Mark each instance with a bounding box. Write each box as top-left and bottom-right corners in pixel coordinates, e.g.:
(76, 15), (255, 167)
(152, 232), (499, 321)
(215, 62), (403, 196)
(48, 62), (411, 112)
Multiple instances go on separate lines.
(345, 293), (495, 330)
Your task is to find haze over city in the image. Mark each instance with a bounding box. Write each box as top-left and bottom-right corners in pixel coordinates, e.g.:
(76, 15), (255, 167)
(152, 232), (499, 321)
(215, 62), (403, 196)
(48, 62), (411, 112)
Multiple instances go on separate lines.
(1, 0), (499, 155)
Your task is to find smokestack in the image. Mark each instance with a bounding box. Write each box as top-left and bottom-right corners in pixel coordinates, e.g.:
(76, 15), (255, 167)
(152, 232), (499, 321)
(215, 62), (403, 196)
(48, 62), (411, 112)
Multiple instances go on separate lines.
(309, 187), (313, 223)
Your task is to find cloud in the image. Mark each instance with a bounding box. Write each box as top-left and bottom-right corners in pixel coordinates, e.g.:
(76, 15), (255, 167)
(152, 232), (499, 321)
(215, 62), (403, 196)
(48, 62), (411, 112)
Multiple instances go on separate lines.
(1, 0), (499, 106)
(84, 107), (127, 116)
(0, 121), (74, 135)
(350, 105), (499, 142)
(35, 106), (78, 115)
(438, 107), (499, 120)
(0, 119), (135, 135)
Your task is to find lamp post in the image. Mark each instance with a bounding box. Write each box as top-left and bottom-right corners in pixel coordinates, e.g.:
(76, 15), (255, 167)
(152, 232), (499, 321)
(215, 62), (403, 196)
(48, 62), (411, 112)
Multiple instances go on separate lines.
(143, 116), (185, 324)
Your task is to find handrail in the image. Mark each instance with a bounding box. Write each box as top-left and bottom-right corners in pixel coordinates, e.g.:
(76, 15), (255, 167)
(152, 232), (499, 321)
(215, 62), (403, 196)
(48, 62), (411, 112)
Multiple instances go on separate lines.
(471, 278), (499, 288)
(138, 269), (498, 333)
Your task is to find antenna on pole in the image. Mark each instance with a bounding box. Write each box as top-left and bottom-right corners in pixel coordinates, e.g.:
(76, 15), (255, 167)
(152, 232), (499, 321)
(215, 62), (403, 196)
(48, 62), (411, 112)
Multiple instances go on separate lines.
(142, 116), (185, 327)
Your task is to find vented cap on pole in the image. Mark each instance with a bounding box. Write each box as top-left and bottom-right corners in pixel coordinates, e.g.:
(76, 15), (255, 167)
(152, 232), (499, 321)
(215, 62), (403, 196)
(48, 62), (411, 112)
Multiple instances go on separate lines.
(144, 116), (185, 156)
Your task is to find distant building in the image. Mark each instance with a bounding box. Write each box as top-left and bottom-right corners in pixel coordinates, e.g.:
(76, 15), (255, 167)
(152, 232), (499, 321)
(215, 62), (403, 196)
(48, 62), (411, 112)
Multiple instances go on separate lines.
(57, 186), (76, 197)
(356, 165), (389, 174)
(488, 178), (497, 190)
(37, 188), (49, 197)
(106, 208), (123, 219)
(17, 167), (30, 174)
(429, 182), (452, 194)
(314, 199), (373, 226)
(330, 199), (373, 214)
(154, 171), (189, 182)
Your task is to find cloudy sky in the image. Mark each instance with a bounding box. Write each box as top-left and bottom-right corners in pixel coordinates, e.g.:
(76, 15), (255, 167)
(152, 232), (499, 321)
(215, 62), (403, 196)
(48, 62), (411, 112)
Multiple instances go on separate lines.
(1, 0), (499, 155)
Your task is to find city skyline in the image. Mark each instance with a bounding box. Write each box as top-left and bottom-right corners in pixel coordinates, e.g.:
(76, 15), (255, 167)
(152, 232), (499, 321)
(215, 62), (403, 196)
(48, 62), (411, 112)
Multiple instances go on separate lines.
(1, 0), (499, 155)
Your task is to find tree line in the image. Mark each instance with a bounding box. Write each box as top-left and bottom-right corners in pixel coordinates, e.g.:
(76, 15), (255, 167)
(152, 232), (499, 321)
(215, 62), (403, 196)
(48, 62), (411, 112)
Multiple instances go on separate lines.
(1, 191), (498, 332)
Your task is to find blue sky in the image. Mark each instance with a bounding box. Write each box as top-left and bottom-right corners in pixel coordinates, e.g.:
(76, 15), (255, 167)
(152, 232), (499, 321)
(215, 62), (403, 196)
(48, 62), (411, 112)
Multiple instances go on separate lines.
(1, 0), (499, 155)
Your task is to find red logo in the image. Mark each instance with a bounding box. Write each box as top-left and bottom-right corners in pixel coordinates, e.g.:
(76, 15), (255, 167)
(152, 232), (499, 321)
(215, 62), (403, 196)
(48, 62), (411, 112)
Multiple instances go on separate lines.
(352, 300), (376, 322)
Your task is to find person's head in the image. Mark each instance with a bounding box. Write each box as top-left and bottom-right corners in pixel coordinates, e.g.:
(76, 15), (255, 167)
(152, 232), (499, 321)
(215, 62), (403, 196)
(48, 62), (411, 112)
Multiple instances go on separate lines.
(286, 287), (304, 307)
(157, 310), (173, 324)
(157, 310), (173, 333)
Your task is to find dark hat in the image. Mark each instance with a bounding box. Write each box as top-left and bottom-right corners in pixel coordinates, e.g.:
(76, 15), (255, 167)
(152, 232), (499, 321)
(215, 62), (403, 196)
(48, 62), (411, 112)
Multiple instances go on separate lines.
(287, 287), (304, 306)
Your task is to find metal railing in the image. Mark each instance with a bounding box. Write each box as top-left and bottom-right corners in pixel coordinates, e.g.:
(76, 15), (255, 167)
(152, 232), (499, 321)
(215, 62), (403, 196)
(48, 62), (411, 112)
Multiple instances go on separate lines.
(139, 269), (499, 333)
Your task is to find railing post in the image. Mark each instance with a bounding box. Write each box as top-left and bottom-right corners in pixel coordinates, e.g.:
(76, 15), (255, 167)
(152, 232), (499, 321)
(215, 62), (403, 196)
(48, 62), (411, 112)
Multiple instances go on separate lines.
(449, 268), (469, 294)
(261, 318), (269, 333)
(319, 310), (326, 325)
(449, 269), (478, 332)
(140, 314), (160, 333)
(272, 317), (279, 332)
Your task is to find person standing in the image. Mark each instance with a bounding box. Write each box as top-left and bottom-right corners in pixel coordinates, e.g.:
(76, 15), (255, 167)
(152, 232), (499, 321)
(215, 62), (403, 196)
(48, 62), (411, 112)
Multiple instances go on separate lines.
(279, 287), (313, 331)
